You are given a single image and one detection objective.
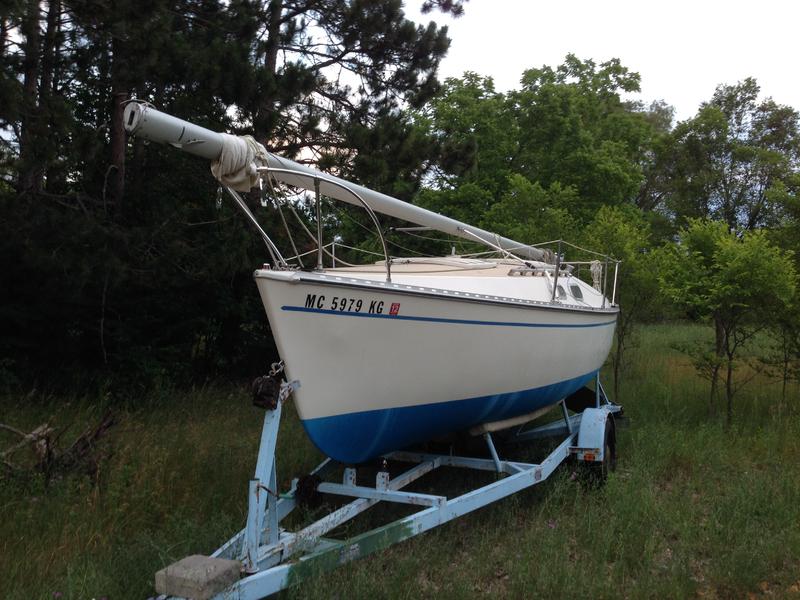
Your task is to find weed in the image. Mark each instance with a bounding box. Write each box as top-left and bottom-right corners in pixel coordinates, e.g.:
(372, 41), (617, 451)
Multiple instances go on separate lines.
(1, 324), (799, 599)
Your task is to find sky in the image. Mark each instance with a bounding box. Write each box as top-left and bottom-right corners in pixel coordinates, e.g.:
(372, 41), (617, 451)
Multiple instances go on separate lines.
(409, 0), (800, 123)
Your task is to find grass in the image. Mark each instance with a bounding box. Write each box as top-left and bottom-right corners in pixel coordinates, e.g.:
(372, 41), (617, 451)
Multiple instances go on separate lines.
(2, 322), (800, 599)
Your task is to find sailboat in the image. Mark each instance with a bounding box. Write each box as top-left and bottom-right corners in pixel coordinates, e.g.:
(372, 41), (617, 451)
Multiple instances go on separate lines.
(123, 101), (619, 464)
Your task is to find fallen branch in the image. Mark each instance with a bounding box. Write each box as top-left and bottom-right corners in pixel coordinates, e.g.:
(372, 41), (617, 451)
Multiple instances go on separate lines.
(1, 423), (54, 461)
(1, 411), (115, 483)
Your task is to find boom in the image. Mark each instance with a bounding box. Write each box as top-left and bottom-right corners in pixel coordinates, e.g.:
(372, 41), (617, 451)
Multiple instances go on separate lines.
(123, 101), (550, 262)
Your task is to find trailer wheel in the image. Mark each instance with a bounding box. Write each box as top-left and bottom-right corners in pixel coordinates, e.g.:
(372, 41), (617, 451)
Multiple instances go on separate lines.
(583, 417), (616, 486)
(601, 418), (617, 475)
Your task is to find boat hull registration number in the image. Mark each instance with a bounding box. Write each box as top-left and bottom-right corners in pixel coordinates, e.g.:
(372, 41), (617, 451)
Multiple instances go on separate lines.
(304, 293), (400, 316)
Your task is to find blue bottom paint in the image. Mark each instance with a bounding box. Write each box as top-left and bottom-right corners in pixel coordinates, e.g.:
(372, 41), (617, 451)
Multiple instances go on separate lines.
(301, 371), (596, 463)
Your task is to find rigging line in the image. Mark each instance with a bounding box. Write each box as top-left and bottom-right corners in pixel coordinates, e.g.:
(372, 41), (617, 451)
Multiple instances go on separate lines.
(284, 198), (361, 268)
(324, 198), (377, 237)
(397, 229), (460, 245)
(323, 199), (431, 258)
(400, 229), (490, 257)
(386, 237), (429, 257)
(223, 187), (286, 267)
(385, 236), (430, 257)
(459, 250), (506, 258)
(284, 242), (334, 261)
(266, 174), (305, 268)
(282, 243), (392, 265)
(532, 238), (618, 262)
(495, 232), (529, 265)
(459, 227), (528, 266)
(334, 242), (390, 258)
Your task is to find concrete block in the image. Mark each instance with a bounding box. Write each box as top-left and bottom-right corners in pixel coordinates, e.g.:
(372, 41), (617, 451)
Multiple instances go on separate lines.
(155, 554), (241, 600)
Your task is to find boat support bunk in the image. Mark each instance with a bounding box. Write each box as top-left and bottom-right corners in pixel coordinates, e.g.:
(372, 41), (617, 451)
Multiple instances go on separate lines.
(154, 372), (622, 599)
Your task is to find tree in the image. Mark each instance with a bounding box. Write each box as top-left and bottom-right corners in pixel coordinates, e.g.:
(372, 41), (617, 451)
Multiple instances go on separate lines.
(415, 56), (666, 237)
(583, 205), (660, 400)
(481, 174), (580, 244)
(236, 0), (456, 162)
(660, 219), (796, 422)
(764, 301), (800, 410)
(420, 72), (519, 196)
(511, 55), (653, 218)
(661, 78), (800, 231)
(0, 0), (464, 391)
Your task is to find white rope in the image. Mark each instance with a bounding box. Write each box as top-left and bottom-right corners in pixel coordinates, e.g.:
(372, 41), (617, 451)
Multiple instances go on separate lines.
(210, 134), (269, 191)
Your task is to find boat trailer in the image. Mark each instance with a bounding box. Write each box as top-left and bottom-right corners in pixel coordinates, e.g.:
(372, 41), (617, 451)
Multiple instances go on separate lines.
(154, 375), (621, 599)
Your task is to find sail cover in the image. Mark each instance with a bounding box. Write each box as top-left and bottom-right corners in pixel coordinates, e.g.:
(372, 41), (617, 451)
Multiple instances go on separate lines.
(210, 134), (269, 192)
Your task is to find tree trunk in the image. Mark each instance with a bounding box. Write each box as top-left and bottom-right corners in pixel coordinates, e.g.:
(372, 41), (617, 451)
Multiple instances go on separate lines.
(36, 0), (61, 191)
(781, 333), (789, 409)
(108, 29), (128, 215)
(254, 0), (283, 142)
(721, 319), (735, 426)
(725, 352), (734, 425)
(17, 0), (42, 194)
(39, 0), (60, 101)
(709, 315), (725, 415)
(1, 17), (8, 59)
(108, 90), (127, 212)
(264, 0), (282, 74)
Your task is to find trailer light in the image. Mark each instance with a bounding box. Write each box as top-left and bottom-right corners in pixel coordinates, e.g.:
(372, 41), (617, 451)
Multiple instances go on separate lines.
(583, 452), (596, 461)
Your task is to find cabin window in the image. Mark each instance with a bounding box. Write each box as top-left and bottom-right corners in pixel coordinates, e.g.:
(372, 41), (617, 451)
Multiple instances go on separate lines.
(556, 285), (566, 299)
(570, 284), (584, 301)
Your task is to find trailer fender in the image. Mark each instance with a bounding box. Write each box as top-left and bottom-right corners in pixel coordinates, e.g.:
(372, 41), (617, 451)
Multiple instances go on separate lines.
(571, 407), (615, 463)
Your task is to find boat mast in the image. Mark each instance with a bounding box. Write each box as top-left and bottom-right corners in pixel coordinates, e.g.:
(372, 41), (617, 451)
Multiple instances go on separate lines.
(123, 102), (550, 262)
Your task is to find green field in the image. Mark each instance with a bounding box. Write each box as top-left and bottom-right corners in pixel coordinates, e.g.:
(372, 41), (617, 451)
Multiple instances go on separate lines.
(2, 323), (799, 599)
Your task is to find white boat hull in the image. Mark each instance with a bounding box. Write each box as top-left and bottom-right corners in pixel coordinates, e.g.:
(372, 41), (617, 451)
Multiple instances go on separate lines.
(255, 269), (617, 463)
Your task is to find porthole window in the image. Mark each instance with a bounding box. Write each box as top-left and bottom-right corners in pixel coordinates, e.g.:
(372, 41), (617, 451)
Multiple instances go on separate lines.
(556, 284), (566, 299)
(570, 284), (584, 301)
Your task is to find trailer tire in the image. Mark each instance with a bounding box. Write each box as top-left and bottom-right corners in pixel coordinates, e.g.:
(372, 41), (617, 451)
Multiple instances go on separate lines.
(583, 417), (616, 487)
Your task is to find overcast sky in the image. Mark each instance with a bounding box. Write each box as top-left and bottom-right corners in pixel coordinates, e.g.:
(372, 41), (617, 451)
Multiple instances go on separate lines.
(409, 0), (800, 123)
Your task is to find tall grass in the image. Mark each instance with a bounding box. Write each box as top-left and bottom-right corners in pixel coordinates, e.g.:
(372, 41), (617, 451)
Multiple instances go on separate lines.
(2, 323), (799, 599)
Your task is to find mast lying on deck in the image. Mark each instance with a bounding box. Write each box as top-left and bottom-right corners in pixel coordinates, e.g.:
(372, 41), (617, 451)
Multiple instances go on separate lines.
(123, 101), (551, 263)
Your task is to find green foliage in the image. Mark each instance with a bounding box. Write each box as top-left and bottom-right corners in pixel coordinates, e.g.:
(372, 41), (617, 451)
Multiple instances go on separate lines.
(512, 55), (651, 214)
(583, 205), (661, 396)
(0, 0), (460, 391)
(0, 187), (279, 392)
(661, 220), (795, 318)
(3, 325), (800, 599)
(584, 205), (650, 272)
(762, 299), (800, 407)
(659, 219), (797, 419)
(3, 0), (800, 408)
(419, 55), (665, 232)
(423, 72), (519, 196)
(659, 78), (800, 230)
(415, 181), (494, 226)
(767, 173), (800, 258)
(481, 174), (580, 244)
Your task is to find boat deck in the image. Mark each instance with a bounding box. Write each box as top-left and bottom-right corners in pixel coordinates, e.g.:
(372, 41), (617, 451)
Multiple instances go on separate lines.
(319, 257), (607, 309)
(331, 257), (508, 275)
